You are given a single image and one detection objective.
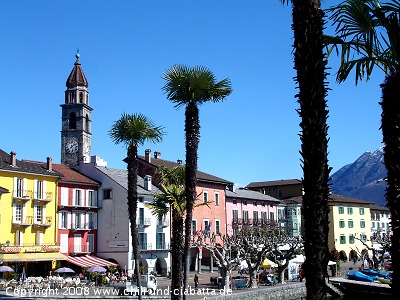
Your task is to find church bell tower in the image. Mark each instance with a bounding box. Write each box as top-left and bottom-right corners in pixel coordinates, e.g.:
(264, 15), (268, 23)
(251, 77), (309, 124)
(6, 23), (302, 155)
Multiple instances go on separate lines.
(61, 52), (93, 167)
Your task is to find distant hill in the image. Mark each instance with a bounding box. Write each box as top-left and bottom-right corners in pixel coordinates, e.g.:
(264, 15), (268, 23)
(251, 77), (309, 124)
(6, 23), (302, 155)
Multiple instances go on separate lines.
(330, 148), (387, 206)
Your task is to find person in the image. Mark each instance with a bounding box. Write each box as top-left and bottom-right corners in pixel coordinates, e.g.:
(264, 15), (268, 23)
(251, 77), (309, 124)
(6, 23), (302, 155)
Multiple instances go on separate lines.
(353, 256), (357, 265)
(299, 268), (304, 282)
(194, 274), (199, 288)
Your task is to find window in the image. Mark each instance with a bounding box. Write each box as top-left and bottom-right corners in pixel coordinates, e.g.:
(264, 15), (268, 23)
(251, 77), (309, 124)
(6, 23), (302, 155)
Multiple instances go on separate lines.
(214, 192), (219, 206)
(36, 231), (43, 246)
(348, 220), (354, 228)
(360, 234), (367, 242)
(360, 220), (366, 228)
(103, 189), (112, 199)
(338, 206), (344, 214)
(35, 180), (44, 199)
(59, 211), (68, 229)
(74, 213), (81, 229)
(192, 220), (197, 234)
(139, 208), (145, 225)
(87, 213), (95, 229)
(13, 203), (22, 223)
(156, 233), (166, 249)
(349, 235), (355, 244)
(270, 212), (275, 222)
(347, 207), (353, 215)
(340, 235), (346, 244)
(339, 220), (345, 228)
(88, 190), (96, 207)
(74, 189), (82, 206)
(253, 201), (257, 206)
(16, 230), (23, 246)
(138, 233), (147, 250)
(232, 199), (237, 205)
(372, 222), (375, 228)
(359, 207), (365, 215)
(243, 211), (249, 224)
(69, 112), (76, 129)
(261, 212), (267, 223)
(34, 205), (42, 224)
(15, 178), (24, 198)
(215, 220), (220, 235)
(203, 190), (208, 203)
(243, 200), (247, 205)
(232, 210), (238, 223)
(253, 211), (258, 224)
(87, 234), (94, 252)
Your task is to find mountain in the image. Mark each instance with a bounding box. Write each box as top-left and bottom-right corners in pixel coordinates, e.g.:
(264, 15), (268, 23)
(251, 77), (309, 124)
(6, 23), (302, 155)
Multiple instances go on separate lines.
(331, 148), (387, 206)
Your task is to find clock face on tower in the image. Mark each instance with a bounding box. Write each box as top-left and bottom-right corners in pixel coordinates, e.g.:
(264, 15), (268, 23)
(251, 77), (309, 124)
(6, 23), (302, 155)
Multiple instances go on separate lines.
(65, 138), (78, 154)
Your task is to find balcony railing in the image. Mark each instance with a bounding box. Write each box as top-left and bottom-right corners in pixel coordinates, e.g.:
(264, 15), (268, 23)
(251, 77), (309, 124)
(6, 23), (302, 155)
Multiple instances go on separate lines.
(155, 243), (170, 250)
(69, 244), (93, 254)
(138, 218), (151, 227)
(13, 190), (33, 201)
(33, 216), (52, 227)
(12, 216), (33, 227)
(157, 218), (169, 228)
(72, 222), (94, 231)
(33, 191), (53, 202)
(138, 243), (153, 250)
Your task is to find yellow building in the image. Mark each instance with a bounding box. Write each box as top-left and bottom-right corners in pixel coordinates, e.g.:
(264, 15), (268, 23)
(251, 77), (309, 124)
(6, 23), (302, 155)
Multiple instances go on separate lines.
(0, 149), (66, 277)
(328, 194), (373, 261)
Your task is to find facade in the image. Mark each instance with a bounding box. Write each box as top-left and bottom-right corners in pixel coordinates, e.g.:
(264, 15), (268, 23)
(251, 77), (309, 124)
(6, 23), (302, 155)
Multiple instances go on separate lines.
(328, 194), (373, 261)
(75, 156), (171, 276)
(280, 196), (303, 237)
(225, 187), (281, 236)
(0, 150), (66, 277)
(137, 149), (233, 271)
(61, 53), (92, 167)
(51, 164), (100, 264)
(246, 179), (303, 200)
(370, 204), (391, 235)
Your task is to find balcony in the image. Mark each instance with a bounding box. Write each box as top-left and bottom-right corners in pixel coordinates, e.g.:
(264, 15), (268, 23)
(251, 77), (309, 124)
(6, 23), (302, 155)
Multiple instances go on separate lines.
(13, 190), (33, 202)
(69, 244), (93, 254)
(157, 218), (169, 228)
(32, 216), (52, 228)
(138, 218), (151, 228)
(12, 216), (33, 227)
(138, 243), (153, 251)
(155, 243), (170, 250)
(72, 222), (94, 231)
(33, 191), (53, 204)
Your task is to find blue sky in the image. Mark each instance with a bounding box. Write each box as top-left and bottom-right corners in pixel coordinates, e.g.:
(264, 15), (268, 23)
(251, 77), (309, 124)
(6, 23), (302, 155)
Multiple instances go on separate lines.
(1, 0), (384, 187)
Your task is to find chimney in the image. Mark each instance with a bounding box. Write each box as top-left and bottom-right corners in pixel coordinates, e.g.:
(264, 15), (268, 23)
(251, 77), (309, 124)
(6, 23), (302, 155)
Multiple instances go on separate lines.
(144, 175), (152, 191)
(154, 151), (161, 159)
(177, 159), (182, 165)
(47, 157), (53, 171)
(10, 151), (17, 167)
(145, 149), (151, 163)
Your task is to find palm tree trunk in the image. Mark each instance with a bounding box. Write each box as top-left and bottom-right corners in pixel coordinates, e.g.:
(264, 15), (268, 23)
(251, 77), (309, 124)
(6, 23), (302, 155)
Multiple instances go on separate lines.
(380, 73), (400, 295)
(127, 144), (142, 300)
(183, 101), (200, 299)
(292, 1), (330, 299)
(171, 208), (184, 300)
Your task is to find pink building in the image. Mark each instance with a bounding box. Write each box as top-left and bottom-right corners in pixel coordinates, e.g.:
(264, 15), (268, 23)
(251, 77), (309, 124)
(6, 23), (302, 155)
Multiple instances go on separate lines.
(226, 188), (281, 235)
(52, 164), (114, 269)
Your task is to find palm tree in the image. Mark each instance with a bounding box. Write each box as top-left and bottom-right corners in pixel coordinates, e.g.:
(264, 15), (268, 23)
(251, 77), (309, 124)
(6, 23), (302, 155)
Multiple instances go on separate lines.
(161, 65), (232, 295)
(109, 113), (165, 299)
(147, 165), (186, 300)
(146, 165), (210, 300)
(326, 0), (400, 294)
(281, 1), (331, 299)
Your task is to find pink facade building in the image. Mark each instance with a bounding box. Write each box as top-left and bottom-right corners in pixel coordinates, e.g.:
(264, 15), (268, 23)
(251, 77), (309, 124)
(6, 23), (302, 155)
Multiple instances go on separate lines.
(226, 188), (281, 235)
(53, 164), (101, 267)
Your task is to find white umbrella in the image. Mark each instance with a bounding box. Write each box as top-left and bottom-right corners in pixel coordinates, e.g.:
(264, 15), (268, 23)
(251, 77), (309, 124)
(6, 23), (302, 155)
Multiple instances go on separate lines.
(290, 255), (305, 264)
(0, 266), (14, 272)
(87, 266), (106, 273)
(328, 261), (336, 266)
(55, 267), (75, 274)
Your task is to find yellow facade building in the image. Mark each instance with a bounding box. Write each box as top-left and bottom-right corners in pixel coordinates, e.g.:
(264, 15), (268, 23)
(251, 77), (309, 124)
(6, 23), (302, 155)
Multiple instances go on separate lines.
(0, 149), (66, 277)
(328, 194), (373, 261)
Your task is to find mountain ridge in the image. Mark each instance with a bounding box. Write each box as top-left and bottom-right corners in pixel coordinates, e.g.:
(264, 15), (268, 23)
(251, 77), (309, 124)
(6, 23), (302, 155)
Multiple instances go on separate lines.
(331, 147), (387, 207)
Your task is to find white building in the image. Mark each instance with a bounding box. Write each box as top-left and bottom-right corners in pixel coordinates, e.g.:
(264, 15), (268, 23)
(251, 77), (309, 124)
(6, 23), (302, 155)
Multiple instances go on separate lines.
(75, 156), (171, 276)
(370, 204), (391, 235)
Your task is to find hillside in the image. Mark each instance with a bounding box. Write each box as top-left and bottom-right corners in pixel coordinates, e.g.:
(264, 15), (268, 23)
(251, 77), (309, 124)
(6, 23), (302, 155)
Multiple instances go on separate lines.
(330, 148), (387, 206)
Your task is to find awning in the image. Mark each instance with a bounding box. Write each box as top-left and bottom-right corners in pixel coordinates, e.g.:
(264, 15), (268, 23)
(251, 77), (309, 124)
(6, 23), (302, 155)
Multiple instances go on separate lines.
(66, 255), (118, 268)
(16, 252), (67, 262)
(0, 253), (25, 262)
